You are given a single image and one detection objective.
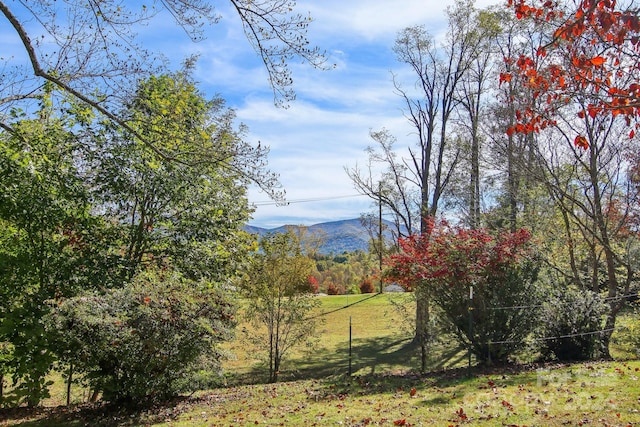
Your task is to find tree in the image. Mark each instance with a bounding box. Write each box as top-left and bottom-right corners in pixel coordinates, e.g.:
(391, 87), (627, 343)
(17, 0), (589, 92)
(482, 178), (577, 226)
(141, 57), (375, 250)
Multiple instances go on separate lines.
(241, 230), (320, 382)
(503, 0), (640, 143)
(503, 0), (640, 356)
(311, 250), (377, 295)
(0, 95), (102, 406)
(455, 8), (502, 229)
(347, 130), (419, 239)
(483, 8), (547, 232)
(0, 0), (327, 156)
(384, 220), (540, 364)
(0, 72), (261, 406)
(88, 71), (261, 283)
(530, 114), (638, 356)
(348, 0), (495, 372)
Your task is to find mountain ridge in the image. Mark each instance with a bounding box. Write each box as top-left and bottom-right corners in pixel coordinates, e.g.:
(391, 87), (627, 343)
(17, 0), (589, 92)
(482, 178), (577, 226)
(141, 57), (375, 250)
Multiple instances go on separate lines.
(245, 218), (395, 255)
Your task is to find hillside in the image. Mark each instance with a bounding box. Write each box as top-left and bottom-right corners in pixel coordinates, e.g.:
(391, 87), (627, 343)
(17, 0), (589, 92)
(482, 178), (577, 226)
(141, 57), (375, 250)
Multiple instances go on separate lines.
(4, 295), (639, 427)
(245, 218), (399, 254)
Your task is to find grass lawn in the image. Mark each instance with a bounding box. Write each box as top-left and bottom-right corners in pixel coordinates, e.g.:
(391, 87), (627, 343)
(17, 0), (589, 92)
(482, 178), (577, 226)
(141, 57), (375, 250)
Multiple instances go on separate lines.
(1, 294), (639, 426)
(225, 293), (437, 384)
(226, 293), (469, 384)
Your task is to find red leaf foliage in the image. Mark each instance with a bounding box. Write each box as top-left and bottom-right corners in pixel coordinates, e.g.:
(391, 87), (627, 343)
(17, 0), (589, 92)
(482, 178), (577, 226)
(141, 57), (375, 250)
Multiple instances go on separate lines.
(505, 0), (640, 138)
(574, 135), (589, 149)
(307, 275), (319, 294)
(384, 219), (533, 291)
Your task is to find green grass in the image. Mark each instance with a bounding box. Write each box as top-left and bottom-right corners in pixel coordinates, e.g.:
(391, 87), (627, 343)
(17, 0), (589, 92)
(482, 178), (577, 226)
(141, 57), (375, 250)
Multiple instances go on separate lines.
(169, 361), (640, 427)
(4, 360), (640, 426)
(2, 294), (639, 426)
(225, 293), (467, 383)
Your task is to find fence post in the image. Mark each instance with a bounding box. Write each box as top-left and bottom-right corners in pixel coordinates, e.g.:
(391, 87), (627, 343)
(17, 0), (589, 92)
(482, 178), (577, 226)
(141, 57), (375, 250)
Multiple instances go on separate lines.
(348, 316), (352, 376)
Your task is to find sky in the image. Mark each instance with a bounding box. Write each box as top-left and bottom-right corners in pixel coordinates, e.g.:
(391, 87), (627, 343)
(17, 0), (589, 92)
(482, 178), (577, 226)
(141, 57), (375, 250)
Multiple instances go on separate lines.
(186, 0), (487, 229)
(3, 0), (500, 229)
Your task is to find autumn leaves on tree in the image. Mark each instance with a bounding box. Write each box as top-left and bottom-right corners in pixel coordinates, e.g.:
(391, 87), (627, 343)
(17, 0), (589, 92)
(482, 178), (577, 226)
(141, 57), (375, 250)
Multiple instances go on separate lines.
(503, 0), (640, 146)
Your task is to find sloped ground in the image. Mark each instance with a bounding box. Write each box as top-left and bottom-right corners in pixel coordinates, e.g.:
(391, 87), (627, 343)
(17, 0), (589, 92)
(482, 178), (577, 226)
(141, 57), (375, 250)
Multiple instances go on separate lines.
(2, 295), (639, 426)
(2, 360), (640, 426)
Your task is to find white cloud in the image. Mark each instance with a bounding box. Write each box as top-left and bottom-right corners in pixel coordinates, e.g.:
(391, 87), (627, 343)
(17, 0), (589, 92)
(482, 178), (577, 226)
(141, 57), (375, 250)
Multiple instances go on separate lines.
(239, 93), (412, 227)
(302, 0), (451, 42)
(238, 0), (502, 227)
(1, 0), (503, 229)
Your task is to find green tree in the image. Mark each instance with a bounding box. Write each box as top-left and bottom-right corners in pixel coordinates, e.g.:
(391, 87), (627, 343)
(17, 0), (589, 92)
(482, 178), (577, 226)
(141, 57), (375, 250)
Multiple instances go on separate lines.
(0, 98), (101, 406)
(88, 72), (261, 283)
(1, 73), (263, 406)
(241, 231), (320, 382)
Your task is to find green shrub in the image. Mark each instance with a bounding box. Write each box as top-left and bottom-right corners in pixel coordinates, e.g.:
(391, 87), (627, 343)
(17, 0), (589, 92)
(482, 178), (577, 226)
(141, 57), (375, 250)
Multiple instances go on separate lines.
(46, 270), (235, 403)
(536, 287), (607, 361)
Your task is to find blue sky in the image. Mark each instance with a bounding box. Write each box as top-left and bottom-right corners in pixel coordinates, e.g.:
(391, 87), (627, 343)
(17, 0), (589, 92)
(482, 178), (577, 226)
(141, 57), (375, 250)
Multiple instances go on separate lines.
(187, 0), (480, 228)
(3, 0), (499, 229)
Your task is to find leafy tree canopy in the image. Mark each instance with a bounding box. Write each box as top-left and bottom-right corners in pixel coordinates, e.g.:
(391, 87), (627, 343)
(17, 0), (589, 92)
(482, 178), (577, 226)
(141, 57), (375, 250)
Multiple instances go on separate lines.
(503, 0), (640, 145)
(0, 0), (328, 155)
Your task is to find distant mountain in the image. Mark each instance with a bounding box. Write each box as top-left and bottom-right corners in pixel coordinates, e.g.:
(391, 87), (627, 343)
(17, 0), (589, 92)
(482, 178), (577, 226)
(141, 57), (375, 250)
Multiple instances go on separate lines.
(245, 218), (399, 255)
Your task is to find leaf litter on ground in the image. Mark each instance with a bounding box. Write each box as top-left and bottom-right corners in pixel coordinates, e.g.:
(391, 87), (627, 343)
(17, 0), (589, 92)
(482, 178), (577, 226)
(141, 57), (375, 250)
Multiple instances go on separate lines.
(3, 360), (640, 426)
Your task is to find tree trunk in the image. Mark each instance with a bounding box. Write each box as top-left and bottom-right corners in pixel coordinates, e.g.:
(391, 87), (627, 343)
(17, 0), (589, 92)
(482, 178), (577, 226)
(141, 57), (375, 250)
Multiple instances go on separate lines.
(66, 362), (73, 406)
(272, 329), (280, 383)
(470, 129), (480, 229)
(269, 327), (275, 382)
(507, 131), (518, 233)
(599, 243), (621, 359)
(414, 288), (430, 372)
(272, 355), (280, 383)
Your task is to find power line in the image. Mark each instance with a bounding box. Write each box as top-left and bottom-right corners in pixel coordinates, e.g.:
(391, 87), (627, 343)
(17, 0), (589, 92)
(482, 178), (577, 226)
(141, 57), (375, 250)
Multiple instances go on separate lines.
(252, 193), (367, 206)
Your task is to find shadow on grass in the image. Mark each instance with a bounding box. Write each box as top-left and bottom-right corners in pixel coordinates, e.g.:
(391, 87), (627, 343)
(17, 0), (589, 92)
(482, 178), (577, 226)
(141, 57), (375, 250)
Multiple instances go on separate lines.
(230, 333), (469, 385)
(301, 358), (549, 407)
(227, 334), (551, 405)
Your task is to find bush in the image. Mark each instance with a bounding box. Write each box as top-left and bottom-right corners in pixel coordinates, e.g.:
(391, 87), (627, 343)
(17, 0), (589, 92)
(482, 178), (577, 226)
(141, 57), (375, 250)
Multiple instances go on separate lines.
(431, 255), (541, 364)
(307, 276), (319, 294)
(537, 287), (608, 361)
(611, 303), (640, 358)
(46, 270), (235, 403)
(386, 224), (541, 364)
(359, 277), (375, 294)
(326, 282), (342, 295)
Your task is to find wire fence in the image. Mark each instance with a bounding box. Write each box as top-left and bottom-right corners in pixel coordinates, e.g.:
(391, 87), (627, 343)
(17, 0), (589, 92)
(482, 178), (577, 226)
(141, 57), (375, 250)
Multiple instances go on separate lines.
(307, 290), (637, 354)
(487, 292), (638, 311)
(477, 293), (637, 345)
(488, 327), (617, 345)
